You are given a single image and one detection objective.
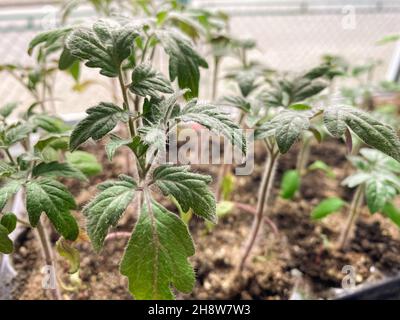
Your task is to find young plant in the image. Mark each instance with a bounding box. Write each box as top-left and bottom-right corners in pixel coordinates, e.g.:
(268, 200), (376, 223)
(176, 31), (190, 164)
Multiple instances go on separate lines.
(261, 64), (329, 176)
(237, 104), (400, 272)
(0, 99), (100, 299)
(42, 17), (245, 299)
(0, 24), (80, 114)
(340, 59), (382, 112)
(258, 61), (347, 200)
(215, 38), (270, 201)
(312, 148), (400, 249)
(232, 64), (329, 202)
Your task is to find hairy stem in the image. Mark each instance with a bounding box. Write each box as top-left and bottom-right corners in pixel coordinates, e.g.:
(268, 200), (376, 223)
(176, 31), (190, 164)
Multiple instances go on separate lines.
(118, 68), (137, 137)
(118, 67), (145, 180)
(141, 33), (153, 63)
(4, 148), (16, 165)
(242, 48), (247, 68)
(296, 137), (311, 176)
(7, 70), (45, 111)
(327, 80), (335, 105)
(40, 63), (47, 113)
(211, 56), (220, 101)
(236, 148), (279, 272)
(36, 219), (62, 300)
(47, 72), (57, 114)
(16, 217), (31, 227)
(216, 164), (230, 201)
(216, 111), (246, 201)
(105, 231), (131, 241)
(234, 202), (279, 235)
(338, 185), (365, 250)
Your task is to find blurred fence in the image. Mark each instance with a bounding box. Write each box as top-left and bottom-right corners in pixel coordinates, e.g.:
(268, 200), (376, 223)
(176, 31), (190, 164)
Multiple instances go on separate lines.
(0, 0), (399, 115)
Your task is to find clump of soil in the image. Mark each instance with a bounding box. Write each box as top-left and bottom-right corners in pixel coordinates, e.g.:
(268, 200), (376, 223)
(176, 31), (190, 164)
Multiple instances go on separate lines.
(184, 211), (293, 300)
(351, 221), (400, 274)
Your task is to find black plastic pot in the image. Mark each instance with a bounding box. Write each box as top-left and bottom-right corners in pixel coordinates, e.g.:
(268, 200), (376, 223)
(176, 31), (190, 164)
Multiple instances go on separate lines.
(336, 274), (400, 300)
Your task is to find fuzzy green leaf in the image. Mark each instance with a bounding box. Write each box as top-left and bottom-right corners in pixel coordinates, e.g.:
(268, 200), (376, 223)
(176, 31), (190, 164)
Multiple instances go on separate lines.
(220, 95), (251, 113)
(3, 123), (32, 145)
(175, 101), (246, 154)
(34, 135), (69, 152)
(66, 19), (139, 77)
(66, 151), (102, 176)
(0, 224), (13, 254)
(324, 106), (400, 162)
(26, 179), (78, 240)
(120, 200), (195, 300)
(276, 114), (309, 153)
(1, 212), (17, 234)
(105, 135), (131, 161)
(28, 27), (72, 55)
(31, 115), (70, 133)
(0, 180), (22, 210)
(0, 161), (17, 178)
(70, 102), (129, 151)
(292, 79), (326, 102)
(156, 30), (208, 98)
(359, 148), (400, 173)
(0, 102), (17, 118)
(129, 63), (174, 98)
(262, 77), (326, 108)
(32, 161), (87, 181)
(237, 70), (259, 97)
(58, 47), (77, 70)
(140, 126), (167, 156)
(34, 135), (69, 163)
(382, 202), (400, 227)
(84, 175), (137, 251)
(255, 110), (310, 153)
(365, 179), (397, 214)
(153, 165), (216, 222)
(341, 172), (371, 188)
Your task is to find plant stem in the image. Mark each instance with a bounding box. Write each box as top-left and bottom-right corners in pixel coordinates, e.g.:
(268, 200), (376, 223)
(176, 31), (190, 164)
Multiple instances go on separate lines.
(236, 148), (279, 272)
(4, 148), (16, 165)
(118, 69), (137, 138)
(105, 231), (131, 241)
(40, 63), (47, 113)
(7, 70), (44, 111)
(296, 137), (311, 176)
(216, 164), (230, 201)
(36, 219), (62, 300)
(118, 67), (145, 179)
(16, 217), (31, 227)
(234, 202), (279, 235)
(141, 34), (153, 63)
(211, 56), (220, 100)
(338, 185), (365, 250)
(149, 46), (157, 62)
(134, 95), (142, 127)
(242, 48), (247, 68)
(327, 80), (335, 105)
(216, 111), (246, 201)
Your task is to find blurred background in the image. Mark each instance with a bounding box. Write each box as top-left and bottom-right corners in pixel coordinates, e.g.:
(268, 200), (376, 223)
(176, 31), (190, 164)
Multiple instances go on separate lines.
(0, 0), (399, 116)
